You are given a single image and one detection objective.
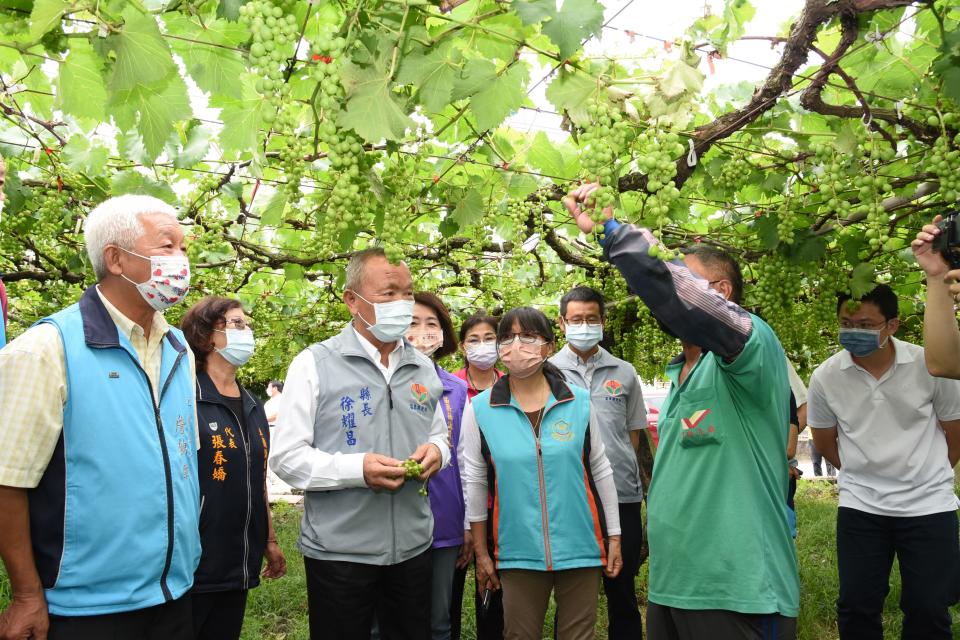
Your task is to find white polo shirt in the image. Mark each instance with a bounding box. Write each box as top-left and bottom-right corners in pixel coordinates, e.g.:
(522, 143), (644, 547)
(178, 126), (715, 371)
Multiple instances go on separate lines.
(808, 338), (960, 517)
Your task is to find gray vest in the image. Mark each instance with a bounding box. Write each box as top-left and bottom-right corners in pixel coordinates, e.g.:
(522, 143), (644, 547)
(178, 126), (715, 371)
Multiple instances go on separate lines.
(299, 325), (444, 565)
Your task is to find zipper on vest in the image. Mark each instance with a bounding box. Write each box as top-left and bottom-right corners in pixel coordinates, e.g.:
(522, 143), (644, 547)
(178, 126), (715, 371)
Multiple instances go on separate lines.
(530, 415), (552, 571)
(222, 403), (253, 590)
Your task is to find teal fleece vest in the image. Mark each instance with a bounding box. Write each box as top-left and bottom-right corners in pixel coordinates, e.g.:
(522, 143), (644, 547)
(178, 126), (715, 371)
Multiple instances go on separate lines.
(30, 287), (200, 616)
(473, 372), (607, 572)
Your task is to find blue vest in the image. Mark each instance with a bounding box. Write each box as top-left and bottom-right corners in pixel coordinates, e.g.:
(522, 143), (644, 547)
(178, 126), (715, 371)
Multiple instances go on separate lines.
(473, 371), (607, 572)
(30, 286), (200, 616)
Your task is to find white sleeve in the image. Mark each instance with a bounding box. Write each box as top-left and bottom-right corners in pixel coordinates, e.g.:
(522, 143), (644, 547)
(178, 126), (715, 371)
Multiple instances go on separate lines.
(461, 402), (489, 523)
(428, 402), (452, 469)
(588, 423), (621, 536)
(269, 350), (366, 490)
(457, 409), (470, 530)
(786, 359), (808, 408)
(806, 370), (837, 429)
(932, 373), (960, 421)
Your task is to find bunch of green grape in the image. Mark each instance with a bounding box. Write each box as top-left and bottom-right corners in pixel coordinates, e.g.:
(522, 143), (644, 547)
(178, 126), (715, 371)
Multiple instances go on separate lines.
(750, 254), (803, 311)
(635, 127), (684, 230)
(853, 143), (895, 251)
(505, 198), (529, 237)
(402, 459), (429, 496)
(277, 119), (310, 205)
(239, 0), (299, 121)
(925, 133), (960, 203)
(580, 101), (632, 227)
(35, 188), (70, 230)
(811, 143), (853, 218)
(311, 34), (348, 114)
(714, 156), (751, 192)
(318, 119), (372, 234)
(380, 159), (419, 263)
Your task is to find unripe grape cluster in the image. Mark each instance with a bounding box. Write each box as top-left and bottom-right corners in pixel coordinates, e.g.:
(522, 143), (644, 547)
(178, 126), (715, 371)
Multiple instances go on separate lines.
(402, 459), (429, 496)
(239, 0), (299, 121)
(380, 159), (418, 263)
(506, 198), (530, 240)
(853, 143), (895, 251)
(925, 133), (960, 203)
(714, 156), (751, 191)
(635, 128), (683, 229)
(274, 107), (310, 204)
(751, 254), (803, 310)
(311, 34), (347, 113)
(811, 143), (852, 218)
(580, 101), (631, 226)
(318, 120), (372, 234)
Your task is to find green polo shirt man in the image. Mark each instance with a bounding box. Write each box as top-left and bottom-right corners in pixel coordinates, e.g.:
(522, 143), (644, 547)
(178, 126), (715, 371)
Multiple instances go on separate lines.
(564, 184), (800, 640)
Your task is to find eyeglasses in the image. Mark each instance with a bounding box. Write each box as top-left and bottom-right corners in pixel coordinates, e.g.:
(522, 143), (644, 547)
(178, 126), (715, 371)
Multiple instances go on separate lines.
(840, 320), (888, 330)
(464, 336), (497, 346)
(564, 318), (602, 327)
(498, 333), (546, 347)
(223, 318), (254, 330)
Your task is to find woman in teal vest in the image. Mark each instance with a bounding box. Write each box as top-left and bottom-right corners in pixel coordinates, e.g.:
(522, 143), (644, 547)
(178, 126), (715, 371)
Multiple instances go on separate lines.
(461, 307), (623, 640)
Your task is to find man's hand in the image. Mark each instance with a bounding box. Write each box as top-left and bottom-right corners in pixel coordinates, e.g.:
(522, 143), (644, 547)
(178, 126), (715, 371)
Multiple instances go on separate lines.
(409, 443), (442, 481)
(362, 453), (406, 491)
(563, 183), (613, 234)
(456, 530), (475, 570)
(912, 216), (950, 278)
(475, 552), (501, 591)
(261, 541), (287, 580)
(788, 466), (801, 480)
(604, 536), (623, 579)
(0, 591), (49, 640)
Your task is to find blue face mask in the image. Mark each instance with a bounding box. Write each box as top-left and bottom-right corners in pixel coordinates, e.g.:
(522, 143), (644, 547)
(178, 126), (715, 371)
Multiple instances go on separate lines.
(838, 328), (887, 357)
(565, 323), (603, 351)
(216, 328), (255, 366)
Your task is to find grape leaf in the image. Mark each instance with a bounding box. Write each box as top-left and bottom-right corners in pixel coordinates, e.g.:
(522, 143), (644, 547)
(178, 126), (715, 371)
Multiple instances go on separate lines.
(512, 0), (604, 60)
(452, 188), (485, 228)
(111, 170), (178, 203)
(213, 74), (264, 158)
(660, 60), (705, 99)
(57, 39), (108, 121)
(526, 131), (565, 178)
(850, 262), (876, 298)
(452, 59), (498, 101)
(545, 68), (599, 125)
(217, 0), (250, 21)
(164, 16), (246, 99)
(397, 43), (462, 114)
(30, 0), (69, 41)
(171, 121), (215, 169)
(109, 71), (192, 163)
(338, 63), (414, 142)
(469, 63), (529, 131)
(108, 5), (178, 92)
(63, 136), (109, 175)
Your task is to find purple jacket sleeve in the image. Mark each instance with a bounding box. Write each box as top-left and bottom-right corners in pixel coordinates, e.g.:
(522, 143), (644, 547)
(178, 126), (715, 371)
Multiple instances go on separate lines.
(601, 221), (752, 359)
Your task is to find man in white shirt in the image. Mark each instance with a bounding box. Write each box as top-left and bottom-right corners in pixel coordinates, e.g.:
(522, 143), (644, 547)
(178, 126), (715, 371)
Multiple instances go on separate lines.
(270, 248), (450, 640)
(263, 380), (283, 427)
(808, 283), (960, 640)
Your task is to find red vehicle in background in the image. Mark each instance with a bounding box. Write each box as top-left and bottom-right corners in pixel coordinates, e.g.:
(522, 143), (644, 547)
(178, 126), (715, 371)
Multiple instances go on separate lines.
(643, 387), (669, 448)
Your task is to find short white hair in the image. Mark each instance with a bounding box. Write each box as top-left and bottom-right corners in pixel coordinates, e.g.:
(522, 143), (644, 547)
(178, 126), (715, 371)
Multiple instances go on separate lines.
(84, 195), (179, 280)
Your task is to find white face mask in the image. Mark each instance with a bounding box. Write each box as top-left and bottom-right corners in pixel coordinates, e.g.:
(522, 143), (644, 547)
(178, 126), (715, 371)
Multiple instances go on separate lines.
(408, 329), (443, 357)
(565, 323), (603, 351)
(352, 292), (415, 343)
(119, 248), (191, 312)
(216, 328), (255, 367)
(465, 342), (498, 370)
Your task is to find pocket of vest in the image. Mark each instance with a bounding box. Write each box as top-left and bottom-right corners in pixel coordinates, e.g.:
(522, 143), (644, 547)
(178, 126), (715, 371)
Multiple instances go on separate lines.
(672, 390), (723, 449)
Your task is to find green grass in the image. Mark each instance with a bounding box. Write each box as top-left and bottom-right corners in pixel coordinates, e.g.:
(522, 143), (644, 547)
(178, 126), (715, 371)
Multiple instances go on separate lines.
(3, 483), (959, 639)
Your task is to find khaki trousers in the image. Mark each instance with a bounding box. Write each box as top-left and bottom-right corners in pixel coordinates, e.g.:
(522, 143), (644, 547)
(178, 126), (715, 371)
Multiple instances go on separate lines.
(500, 567), (601, 640)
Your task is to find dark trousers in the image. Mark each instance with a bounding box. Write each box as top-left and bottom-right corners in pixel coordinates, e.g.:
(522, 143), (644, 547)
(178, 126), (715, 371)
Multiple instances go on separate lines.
(810, 442), (835, 477)
(305, 551), (432, 640)
(450, 563), (467, 640)
(191, 590), (249, 640)
(836, 507), (960, 640)
(604, 502), (644, 640)
(647, 603), (796, 640)
(473, 564), (504, 640)
(48, 595), (193, 640)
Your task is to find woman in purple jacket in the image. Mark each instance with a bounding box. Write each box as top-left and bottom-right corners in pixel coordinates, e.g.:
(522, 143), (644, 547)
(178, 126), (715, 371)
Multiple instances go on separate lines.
(407, 292), (471, 640)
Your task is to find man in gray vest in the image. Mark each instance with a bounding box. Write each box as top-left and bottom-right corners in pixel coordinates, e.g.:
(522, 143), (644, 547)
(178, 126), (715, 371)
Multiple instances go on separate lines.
(549, 286), (648, 640)
(271, 248), (450, 640)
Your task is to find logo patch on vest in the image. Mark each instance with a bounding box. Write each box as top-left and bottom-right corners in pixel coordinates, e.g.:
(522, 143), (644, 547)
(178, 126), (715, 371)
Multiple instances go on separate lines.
(604, 379), (623, 396)
(108, 371), (120, 379)
(208, 421), (218, 432)
(550, 420), (574, 442)
(411, 383), (429, 404)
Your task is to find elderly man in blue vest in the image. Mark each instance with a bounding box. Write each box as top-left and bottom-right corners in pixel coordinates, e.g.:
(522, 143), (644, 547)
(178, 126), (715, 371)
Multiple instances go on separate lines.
(0, 195), (200, 640)
(271, 247), (450, 640)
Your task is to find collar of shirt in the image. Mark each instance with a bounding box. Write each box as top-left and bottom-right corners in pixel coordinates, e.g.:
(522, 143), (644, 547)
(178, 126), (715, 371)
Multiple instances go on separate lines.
(95, 285), (168, 347)
(839, 337), (915, 373)
(352, 323), (404, 380)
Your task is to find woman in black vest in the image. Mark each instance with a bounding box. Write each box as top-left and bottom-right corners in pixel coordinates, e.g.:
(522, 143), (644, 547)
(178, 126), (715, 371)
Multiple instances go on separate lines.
(181, 296), (286, 640)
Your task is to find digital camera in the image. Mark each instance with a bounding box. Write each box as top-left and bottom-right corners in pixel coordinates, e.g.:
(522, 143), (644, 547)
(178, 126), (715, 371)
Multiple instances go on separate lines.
(933, 211), (960, 269)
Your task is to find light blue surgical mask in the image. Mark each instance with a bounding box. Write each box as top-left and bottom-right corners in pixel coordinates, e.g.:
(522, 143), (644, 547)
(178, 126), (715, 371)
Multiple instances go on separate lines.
(838, 328), (887, 357)
(216, 328), (255, 366)
(352, 292), (415, 343)
(565, 323), (603, 351)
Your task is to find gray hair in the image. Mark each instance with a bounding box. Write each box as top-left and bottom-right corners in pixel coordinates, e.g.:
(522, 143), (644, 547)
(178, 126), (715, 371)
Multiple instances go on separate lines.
(84, 195), (179, 281)
(344, 247), (390, 293)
